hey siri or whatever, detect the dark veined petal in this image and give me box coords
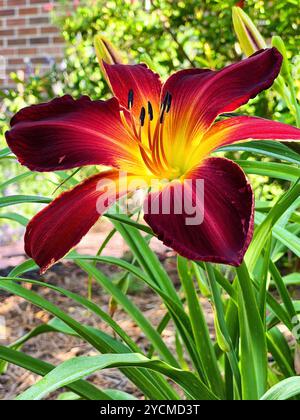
[103,62,162,121]
[6,95,140,172]
[161,48,282,148]
[144,157,254,266]
[25,170,132,273]
[200,115,300,153]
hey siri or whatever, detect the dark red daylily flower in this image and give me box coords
[6,48,300,273]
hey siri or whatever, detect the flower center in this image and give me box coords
[121,89,186,181]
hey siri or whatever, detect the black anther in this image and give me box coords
[147,101,153,121]
[128,89,134,109]
[139,106,146,126]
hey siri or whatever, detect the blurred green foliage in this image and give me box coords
[52,0,300,99]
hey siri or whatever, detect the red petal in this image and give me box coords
[162,48,282,145]
[6,95,139,172]
[25,170,129,273]
[144,157,254,266]
[103,62,162,120]
[201,115,300,152]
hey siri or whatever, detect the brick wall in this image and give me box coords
[0,0,64,87]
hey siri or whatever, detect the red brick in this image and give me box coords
[29,17,49,25]
[30,36,49,44]
[0,0,65,88]
[8,38,27,46]
[0,9,15,17]
[19,7,39,15]
[6,0,27,5]
[8,58,24,65]
[41,26,59,34]
[30,0,50,3]
[37,46,62,55]
[7,18,26,26]
[17,47,37,55]
[31,57,49,64]
[0,29,15,36]
[0,48,17,56]
[18,27,37,35]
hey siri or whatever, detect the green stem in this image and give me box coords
[258,234,272,324]
[178,257,225,399]
[87,228,117,301]
[205,263,242,399]
[236,260,268,400]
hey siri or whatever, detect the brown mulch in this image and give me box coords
[0,257,214,400]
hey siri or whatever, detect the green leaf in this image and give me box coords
[0,147,11,158]
[74,257,204,387]
[0,195,51,208]
[9,259,38,277]
[269,261,297,321]
[110,216,181,305]
[258,235,272,323]
[281,273,300,286]
[105,389,138,400]
[177,257,224,398]
[0,212,29,227]
[255,212,300,257]
[267,328,295,378]
[105,213,153,235]
[57,392,81,400]
[204,262,241,398]
[16,353,218,401]
[261,377,300,400]
[75,261,180,368]
[246,181,300,272]
[236,261,268,399]
[3,277,140,354]
[0,172,34,192]
[55,253,199,384]
[0,346,112,400]
[237,160,300,181]
[218,140,300,165]
[0,279,171,400]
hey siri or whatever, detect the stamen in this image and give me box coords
[147,115,152,148]
[160,91,171,123]
[157,122,168,168]
[127,89,134,109]
[162,92,170,109]
[139,106,146,127]
[166,93,172,113]
[139,145,161,176]
[147,101,153,120]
